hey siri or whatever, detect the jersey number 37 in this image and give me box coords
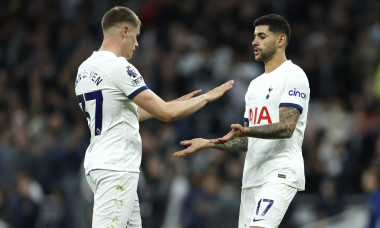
[77,90,103,136]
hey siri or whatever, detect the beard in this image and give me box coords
[255,43,276,62]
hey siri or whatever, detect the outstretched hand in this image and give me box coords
[173,138,213,157]
[211,123,244,144]
[173,89,202,102]
[205,80,234,102]
[138,89,203,122]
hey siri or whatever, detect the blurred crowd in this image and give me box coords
[0,0,379,227]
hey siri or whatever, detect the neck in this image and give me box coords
[263,51,287,73]
[99,37,122,57]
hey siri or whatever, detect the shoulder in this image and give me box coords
[285,61,309,84]
[112,58,141,78]
[78,61,87,71]
[78,53,94,69]
[287,61,307,76]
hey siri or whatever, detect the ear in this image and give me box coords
[277,34,287,47]
[121,25,129,38]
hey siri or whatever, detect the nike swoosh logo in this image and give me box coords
[253,218,265,222]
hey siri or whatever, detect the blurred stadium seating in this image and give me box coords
[0,0,379,227]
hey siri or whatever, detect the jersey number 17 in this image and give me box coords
[77,90,103,136]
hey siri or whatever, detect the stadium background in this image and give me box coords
[0,0,379,227]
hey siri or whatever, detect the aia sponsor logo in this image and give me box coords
[288,88,306,98]
[249,106,272,125]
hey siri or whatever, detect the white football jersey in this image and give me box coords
[75,51,148,174]
[242,60,309,190]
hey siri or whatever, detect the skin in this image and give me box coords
[173,24,299,228]
[99,22,234,123]
[99,23,140,60]
[137,89,203,122]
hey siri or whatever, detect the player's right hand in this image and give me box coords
[211,123,244,144]
[173,138,213,157]
[205,80,234,102]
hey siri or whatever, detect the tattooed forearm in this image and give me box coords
[245,107,301,139]
[213,136,248,152]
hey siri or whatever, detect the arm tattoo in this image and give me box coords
[244,107,300,139]
[213,122,249,152]
[213,137,248,152]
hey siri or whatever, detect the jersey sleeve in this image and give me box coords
[111,61,149,99]
[279,69,310,113]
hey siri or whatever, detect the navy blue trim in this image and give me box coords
[279,103,303,113]
[128,86,149,99]
[244,118,249,123]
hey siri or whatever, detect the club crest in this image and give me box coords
[266,86,273,99]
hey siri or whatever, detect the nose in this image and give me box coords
[135,40,139,48]
[252,38,258,46]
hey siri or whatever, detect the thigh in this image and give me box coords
[240,183,297,228]
[89,170,141,228]
[239,187,257,228]
[126,195,142,228]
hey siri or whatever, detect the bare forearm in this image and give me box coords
[243,122,292,139]
[213,137,248,152]
[165,95,209,121]
[138,98,205,122]
[159,80,233,121]
[138,108,153,122]
[136,81,233,122]
[243,107,300,139]
[136,91,209,123]
[139,90,203,122]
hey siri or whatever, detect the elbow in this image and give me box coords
[162,116,175,123]
[160,113,176,123]
[283,128,295,139]
[154,108,177,122]
[239,146,248,153]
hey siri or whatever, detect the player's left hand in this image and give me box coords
[173,89,202,102]
[211,123,244,144]
[173,138,212,157]
[205,80,234,102]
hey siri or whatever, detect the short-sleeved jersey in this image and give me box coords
[242,60,309,190]
[75,51,148,174]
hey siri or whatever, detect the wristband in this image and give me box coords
[242,127,245,136]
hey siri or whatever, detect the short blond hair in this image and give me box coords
[101,6,141,31]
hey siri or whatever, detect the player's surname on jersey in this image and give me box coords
[75,69,104,88]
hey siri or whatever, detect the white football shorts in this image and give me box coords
[239,182,297,228]
[86,169,141,228]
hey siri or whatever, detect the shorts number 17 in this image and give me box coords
[256,199,274,216]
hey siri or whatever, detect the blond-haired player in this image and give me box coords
[75,6,233,228]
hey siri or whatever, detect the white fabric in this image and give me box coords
[86,170,141,228]
[75,51,148,174]
[243,60,310,190]
[239,183,297,228]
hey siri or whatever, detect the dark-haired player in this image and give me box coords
[174,14,310,228]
